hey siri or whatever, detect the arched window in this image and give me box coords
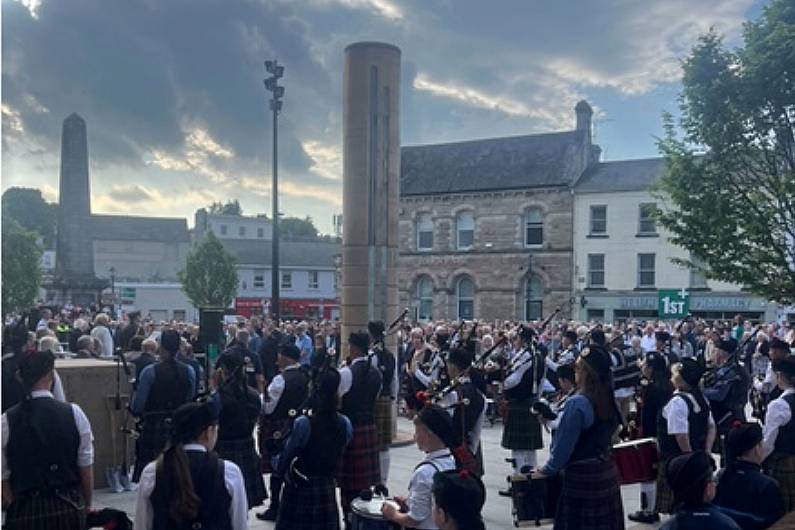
[524,208,543,246]
[456,211,474,250]
[417,276,433,321]
[525,276,544,320]
[457,276,475,320]
[417,213,434,251]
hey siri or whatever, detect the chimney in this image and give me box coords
[575,100,593,145]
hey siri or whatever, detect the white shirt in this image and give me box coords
[338,356,378,396]
[263,363,301,415]
[662,392,714,436]
[406,449,456,529]
[134,444,248,530]
[754,363,776,393]
[762,388,794,459]
[641,334,656,353]
[90,326,114,358]
[1,390,94,480]
[504,349,533,390]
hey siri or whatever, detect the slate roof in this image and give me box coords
[400,130,586,195]
[575,157,667,193]
[91,214,190,243]
[220,238,340,268]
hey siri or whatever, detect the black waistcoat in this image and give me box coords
[657,392,709,459]
[376,347,396,398]
[569,396,618,463]
[269,368,309,420]
[773,393,795,455]
[341,359,382,425]
[453,381,485,446]
[296,414,349,477]
[6,397,80,495]
[218,387,262,440]
[504,351,540,401]
[144,360,193,413]
[151,450,232,530]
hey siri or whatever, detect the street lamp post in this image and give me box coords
[109,266,116,317]
[264,60,285,322]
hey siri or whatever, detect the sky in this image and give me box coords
[1,0,769,234]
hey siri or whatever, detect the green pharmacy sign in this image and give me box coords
[658,289,689,319]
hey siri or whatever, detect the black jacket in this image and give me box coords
[715,460,785,529]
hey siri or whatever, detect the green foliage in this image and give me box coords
[207,200,243,216]
[2,219,42,316]
[655,0,795,305]
[280,216,318,239]
[178,232,238,308]
[1,187,57,247]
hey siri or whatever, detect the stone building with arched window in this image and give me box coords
[398,101,600,322]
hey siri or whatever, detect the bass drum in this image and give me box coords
[350,497,401,530]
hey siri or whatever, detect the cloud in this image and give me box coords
[149,126,235,183]
[413,73,533,118]
[303,140,342,181]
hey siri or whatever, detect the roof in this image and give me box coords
[219,238,340,268]
[400,130,586,195]
[91,214,190,243]
[575,157,667,193]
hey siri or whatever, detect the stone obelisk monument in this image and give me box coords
[341,42,401,353]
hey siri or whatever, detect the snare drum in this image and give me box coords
[612,437,658,484]
[510,473,558,526]
[350,497,401,530]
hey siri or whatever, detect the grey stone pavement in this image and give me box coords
[95,417,662,529]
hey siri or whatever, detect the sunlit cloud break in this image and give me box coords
[303,140,342,181]
[413,73,532,118]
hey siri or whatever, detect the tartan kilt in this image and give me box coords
[655,457,676,514]
[374,397,394,451]
[554,456,625,530]
[215,436,267,508]
[4,490,85,530]
[501,399,543,451]
[259,416,289,475]
[133,412,173,481]
[766,453,795,512]
[336,422,381,491]
[275,476,340,530]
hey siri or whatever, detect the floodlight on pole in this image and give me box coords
[264,59,285,322]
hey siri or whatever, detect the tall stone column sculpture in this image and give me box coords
[341,42,401,356]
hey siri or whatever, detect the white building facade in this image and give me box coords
[572,158,778,322]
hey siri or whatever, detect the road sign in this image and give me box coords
[658,289,689,318]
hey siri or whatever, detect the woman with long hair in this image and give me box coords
[432,469,487,530]
[273,367,352,530]
[533,330,625,530]
[134,401,248,530]
[214,352,268,509]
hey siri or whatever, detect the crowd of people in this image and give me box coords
[2,303,794,529]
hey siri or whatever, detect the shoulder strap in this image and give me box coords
[673,391,700,414]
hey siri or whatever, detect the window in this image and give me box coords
[281,272,292,289]
[257,227,264,238]
[638,203,657,234]
[308,271,319,289]
[173,310,186,321]
[456,211,474,250]
[689,255,708,288]
[456,277,474,320]
[220,224,228,236]
[525,276,544,320]
[417,276,433,321]
[525,208,543,246]
[417,214,433,251]
[587,309,605,322]
[590,205,607,235]
[239,226,246,237]
[638,253,656,288]
[253,269,265,289]
[587,254,605,287]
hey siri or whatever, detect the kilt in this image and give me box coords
[374,397,394,451]
[554,456,625,530]
[336,422,381,491]
[766,453,795,512]
[275,476,340,530]
[501,399,543,451]
[216,436,267,507]
[4,490,85,530]
[259,416,290,475]
[133,412,172,481]
[655,457,676,514]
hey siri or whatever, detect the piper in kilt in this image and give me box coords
[337,331,383,523]
[257,343,309,522]
[2,350,94,530]
[533,331,625,530]
[655,358,715,516]
[501,326,544,473]
[369,320,398,484]
[215,351,268,509]
[762,356,795,512]
[274,367,352,530]
[130,329,196,481]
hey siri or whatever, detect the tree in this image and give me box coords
[1,187,57,247]
[207,199,243,216]
[655,1,795,305]
[280,216,319,239]
[2,219,42,316]
[178,232,238,308]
